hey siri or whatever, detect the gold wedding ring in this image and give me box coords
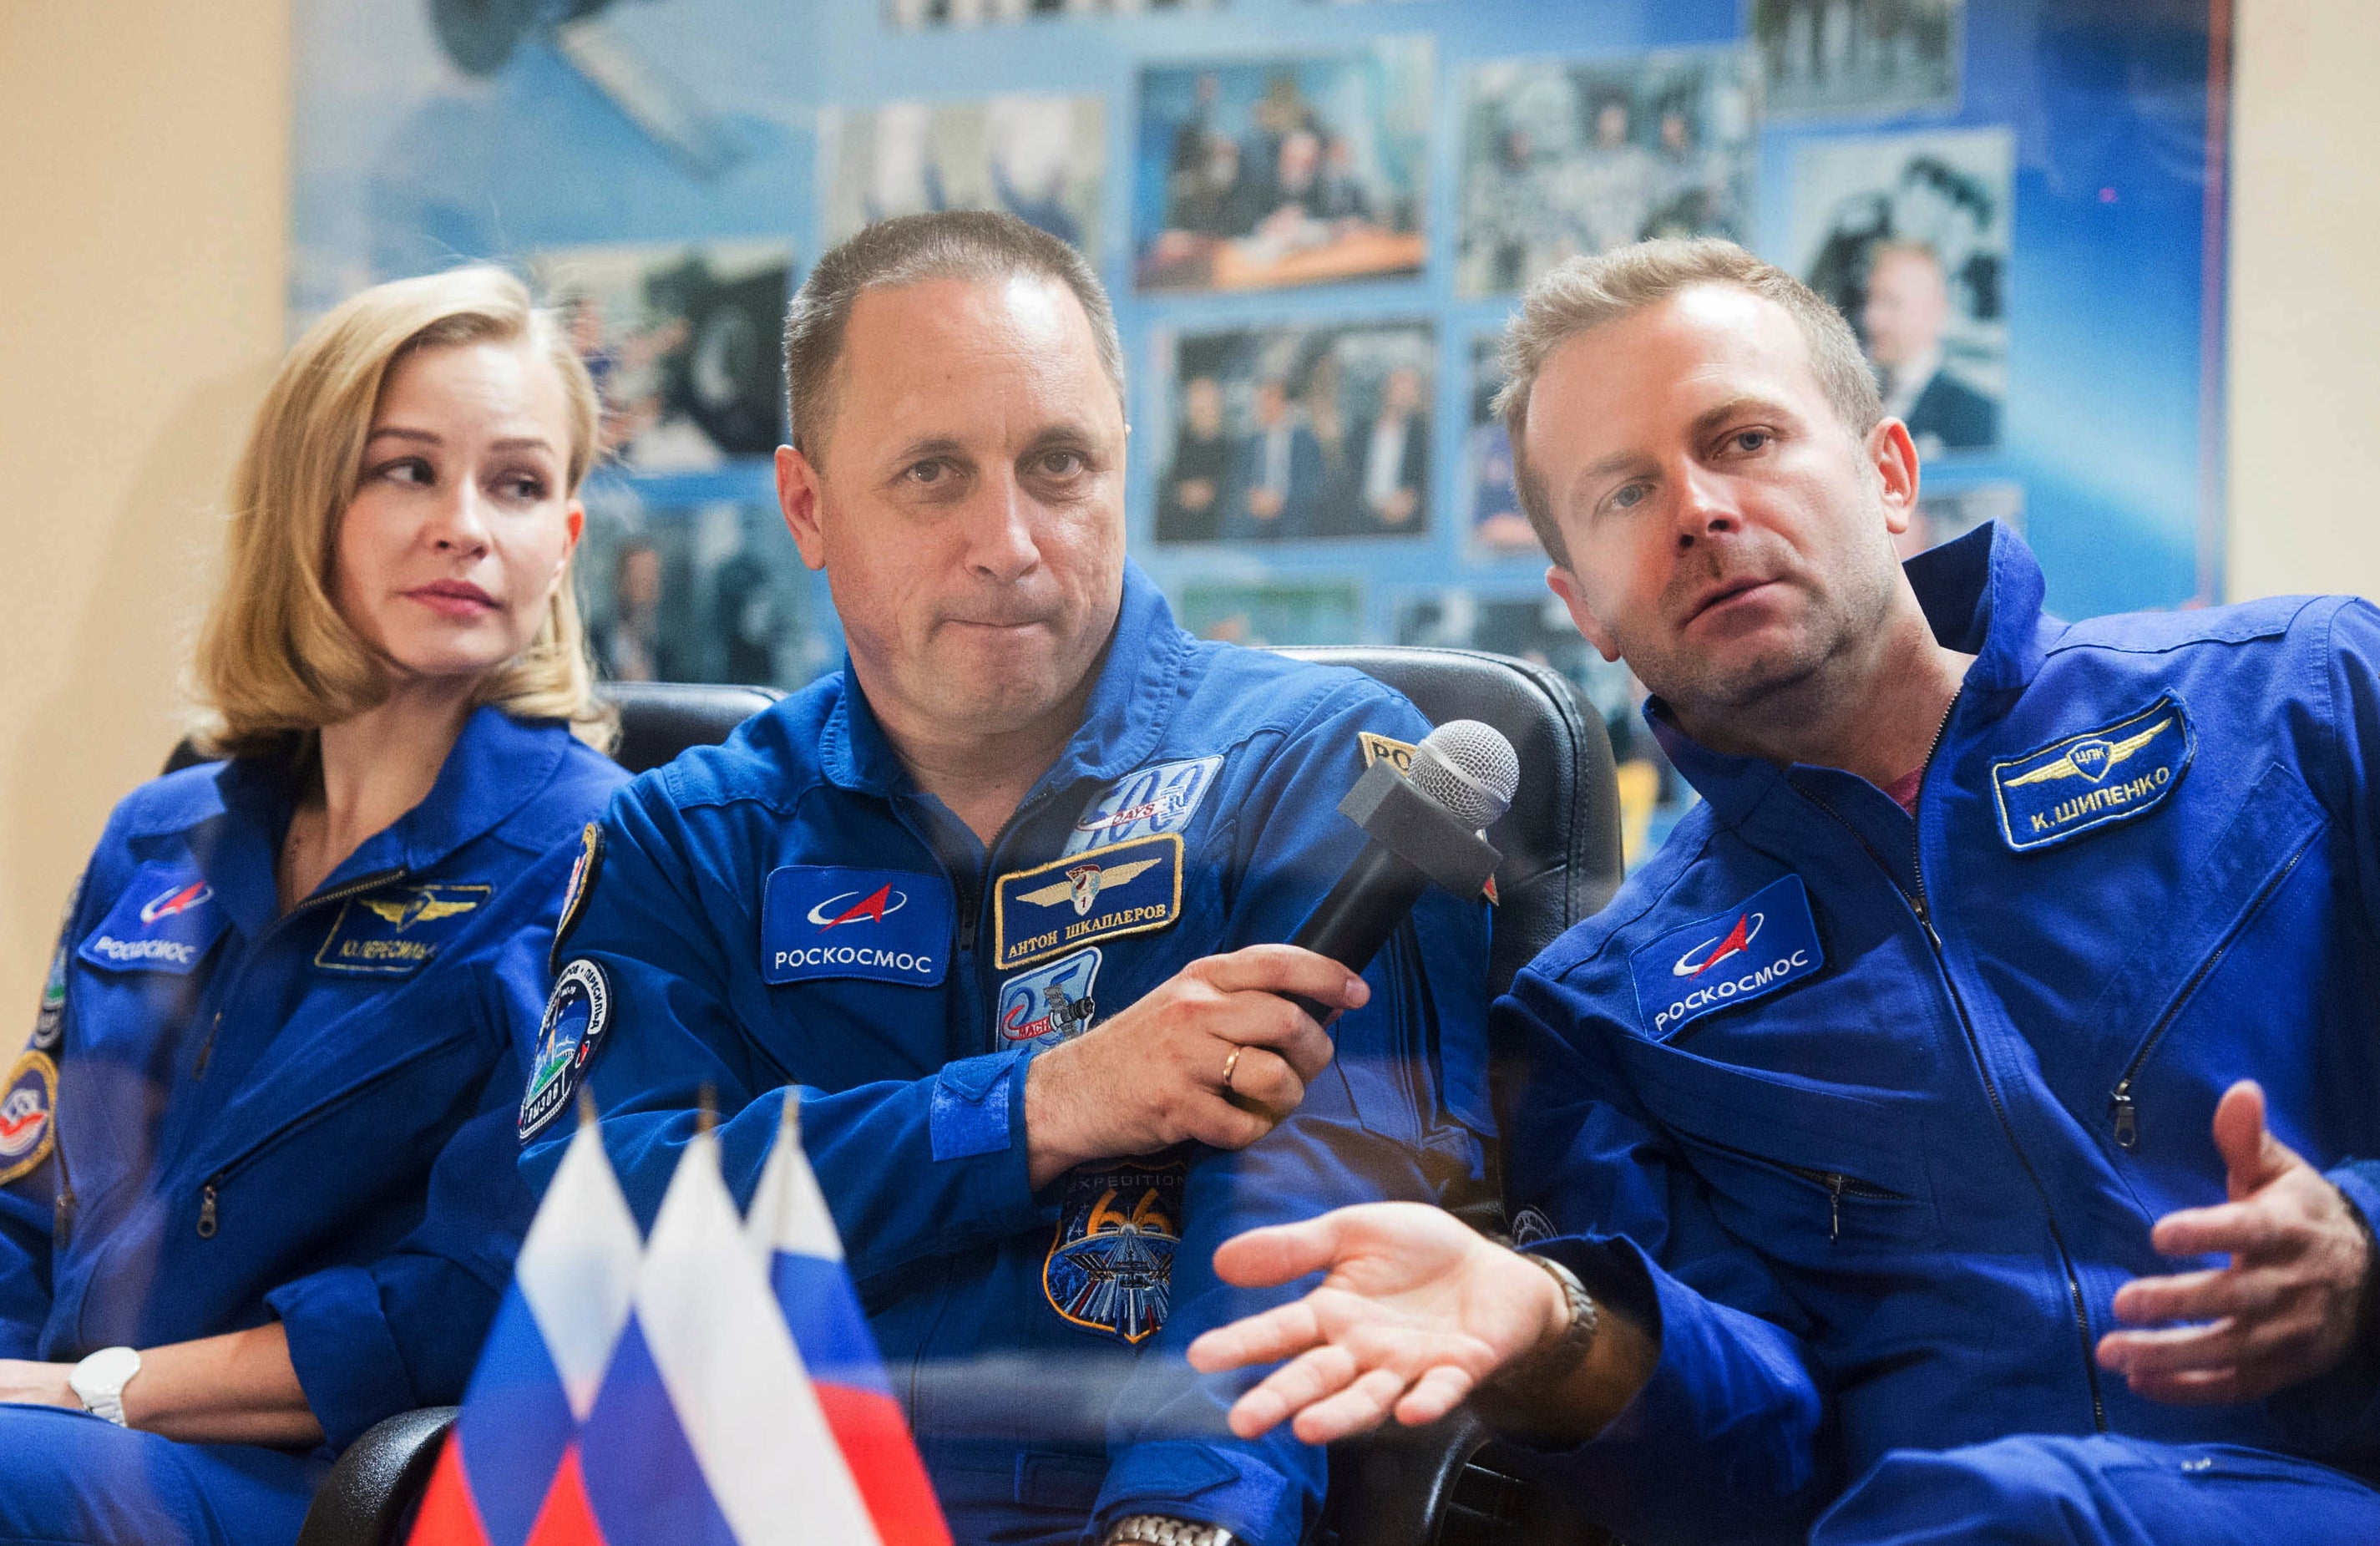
[1221,1046,1243,1094]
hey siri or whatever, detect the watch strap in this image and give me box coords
[69,1346,140,1427]
[1492,1250,1599,1396]
[1104,1514,1236,1546]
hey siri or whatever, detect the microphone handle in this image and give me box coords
[1279,839,1431,1027]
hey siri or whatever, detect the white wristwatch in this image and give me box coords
[68,1346,141,1427]
[1105,1517,1235,1546]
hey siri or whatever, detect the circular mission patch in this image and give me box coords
[519,959,610,1143]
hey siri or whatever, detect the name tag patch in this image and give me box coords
[520,959,610,1143]
[78,863,226,976]
[995,834,1182,971]
[1631,874,1825,1039]
[1992,697,2194,853]
[315,883,492,975]
[762,866,951,986]
[1043,1158,1185,1345]
[1061,755,1223,856]
[999,947,1102,1045]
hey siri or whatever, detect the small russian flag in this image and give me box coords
[576,1115,884,1544]
[406,1111,642,1546]
[747,1097,951,1546]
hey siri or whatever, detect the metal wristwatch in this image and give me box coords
[68,1345,142,1427]
[1492,1251,1599,1396]
[1105,1515,1237,1546]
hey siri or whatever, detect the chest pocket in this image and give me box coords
[1617,1036,1944,1257]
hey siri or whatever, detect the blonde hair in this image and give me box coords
[190,266,615,757]
[1493,238,1883,569]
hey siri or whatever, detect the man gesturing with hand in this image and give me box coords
[519,213,1492,1546]
[2100,1081,2376,1407]
[1193,236,2380,1546]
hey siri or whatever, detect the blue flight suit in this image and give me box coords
[1498,524,2380,1546]
[0,707,624,1546]
[523,564,1491,1546]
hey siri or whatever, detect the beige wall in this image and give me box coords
[2228,0,2380,601]
[0,4,291,1033]
[0,1,2372,1020]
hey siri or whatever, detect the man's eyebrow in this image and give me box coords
[1689,396,1790,439]
[1020,423,1101,454]
[885,434,970,466]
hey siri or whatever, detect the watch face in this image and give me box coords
[74,1346,139,1396]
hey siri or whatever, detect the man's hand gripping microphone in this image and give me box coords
[1274,719,1518,1031]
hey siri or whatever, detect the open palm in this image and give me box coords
[1187,1202,1559,1444]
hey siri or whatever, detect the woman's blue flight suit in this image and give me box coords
[0,705,625,1546]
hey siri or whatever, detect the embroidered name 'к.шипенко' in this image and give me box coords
[1991,697,2193,853]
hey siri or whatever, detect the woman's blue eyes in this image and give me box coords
[370,460,548,500]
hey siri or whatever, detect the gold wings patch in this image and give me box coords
[360,892,482,930]
[2001,717,2171,788]
[1018,855,1167,907]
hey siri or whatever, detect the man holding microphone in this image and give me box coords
[1190,238,2380,1544]
[521,211,1492,1546]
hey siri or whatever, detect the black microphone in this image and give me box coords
[1277,719,1519,1028]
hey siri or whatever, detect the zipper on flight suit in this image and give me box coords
[189,868,405,1078]
[1807,688,2109,1432]
[51,1118,77,1247]
[877,781,1064,1431]
[181,867,407,1236]
[2106,829,2317,1149]
[1694,1133,1911,1243]
[1805,1168,1904,1242]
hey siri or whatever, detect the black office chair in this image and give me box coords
[1275,645,1622,996]
[295,656,1623,1546]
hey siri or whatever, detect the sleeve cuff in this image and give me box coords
[1091,1442,1294,1546]
[929,1049,1025,1161]
[1495,1234,1833,1545]
[2266,1162,2380,1459]
[266,1265,418,1452]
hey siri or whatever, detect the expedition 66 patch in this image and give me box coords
[1991,696,2193,854]
[995,834,1182,970]
[1630,874,1825,1040]
[1043,1158,1184,1345]
[762,866,952,987]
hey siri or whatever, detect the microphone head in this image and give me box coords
[1409,720,1519,829]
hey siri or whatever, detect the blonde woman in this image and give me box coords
[0,267,626,1546]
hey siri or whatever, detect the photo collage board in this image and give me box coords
[292,0,2231,864]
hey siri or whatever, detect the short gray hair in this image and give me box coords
[1492,238,1882,568]
[782,210,1124,462]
